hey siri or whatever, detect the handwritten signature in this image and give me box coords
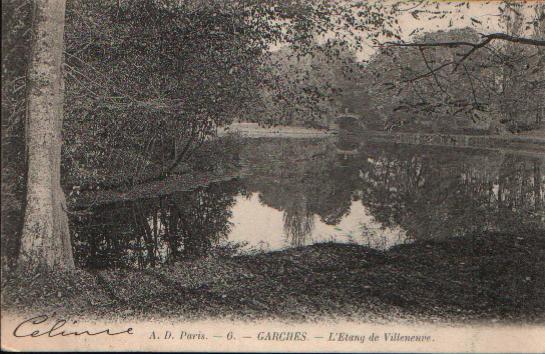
[13,314,134,338]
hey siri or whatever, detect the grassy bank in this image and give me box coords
[2,230,544,324]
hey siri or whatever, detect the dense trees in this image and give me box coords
[365,3,545,133]
[247,3,545,133]
[2,0,398,271]
[63,0,265,182]
[245,41,366,128]
[366,28,493,132]
[2,0,544,271]
[495,3,545,132]
[1,1,31,268]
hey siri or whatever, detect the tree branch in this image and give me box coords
[388,32,545,82]
[451,36,492,72]
[401,60,455,83]
[418,47,450,96]
[384,33,545,49]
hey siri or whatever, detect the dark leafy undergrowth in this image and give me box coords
[2,230,544,324]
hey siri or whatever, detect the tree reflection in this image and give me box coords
[72,180,243,269]
[242,138,543,246]
[73,138,544,269]
[355,144,544,240]
[243,138,360,245]
[283,194,315,247]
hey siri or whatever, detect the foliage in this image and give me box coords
[245,41,366,128]
[61,0,399,188]
[366,28,491,131]
[63,0,262,185]
[1,0,32,268]
[364,3,545,133]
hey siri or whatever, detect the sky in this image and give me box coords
[272,1,542,61]
[365,1,544,59]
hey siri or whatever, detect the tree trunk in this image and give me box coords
[18,0,74,271]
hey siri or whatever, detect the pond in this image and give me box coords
[71,137,545,269]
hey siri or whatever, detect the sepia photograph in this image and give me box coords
[1,0,544,352]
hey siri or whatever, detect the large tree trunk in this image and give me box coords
[18,0,74,271]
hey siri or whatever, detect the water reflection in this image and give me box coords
[357,146,544,240]
[72,181,244,269]
[283,194,315,247]
[72,137,544,269]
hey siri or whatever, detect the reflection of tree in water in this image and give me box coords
[493,155,544,232]
[282,195,315,247]
[242,138,361,245]
[243,139,543,246]
[74,140,544,269]
[310,153,361,225]
[356,144,545,241]
[72,180,243,269]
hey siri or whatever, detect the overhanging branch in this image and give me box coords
[387,32,545,82]
[384,33,545,49]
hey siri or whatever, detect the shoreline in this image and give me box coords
[2,230,543,324]
[219,123,544,153]
[217,123,334,138]
[365,131,545,156]
[71,131,543,208]
[70,170,245,208]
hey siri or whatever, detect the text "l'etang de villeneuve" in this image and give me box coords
[328,332,432,343]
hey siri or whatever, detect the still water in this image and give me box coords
[71,137,544,269]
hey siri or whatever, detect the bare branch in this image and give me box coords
[462,63,479,110]
[418,47,450,96]
[451,37,492,72]
[384,33,545,49]
[393,0,427,12]
[387,32,545,82]
[401,60,455,83]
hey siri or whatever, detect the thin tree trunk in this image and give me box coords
[18,0,74,271]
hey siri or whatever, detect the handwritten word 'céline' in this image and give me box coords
[13,315,134,338]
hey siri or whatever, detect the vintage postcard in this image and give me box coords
[1,0,544,352]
